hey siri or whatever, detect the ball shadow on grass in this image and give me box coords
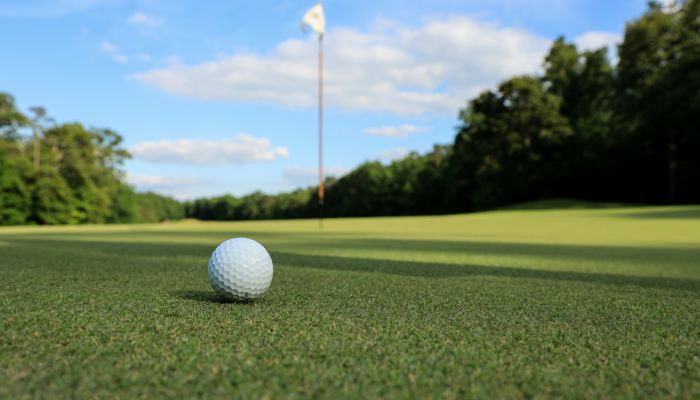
[171,289,257,305]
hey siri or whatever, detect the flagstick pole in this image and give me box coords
[318,33,324,229]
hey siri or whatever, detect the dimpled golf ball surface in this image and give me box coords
[208,238,273,301]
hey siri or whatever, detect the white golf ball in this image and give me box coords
[208,238,273,301]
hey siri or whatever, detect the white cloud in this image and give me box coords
[99,41,128,63]
[127,11,164,27]
[130,133,289,165]
[133,15,551,116]
[126,174,205,200]
[284,165,351,185]
[574,31,622,64]
[99,41,118,53]
[364,124,427,138]
[375,147,410,162]
[126,174,206,188]
[574,31,621,53]
[658,0,682,12]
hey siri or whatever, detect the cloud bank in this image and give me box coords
[133,16,555,115]
[130,133,289,165]
[364,124,427,138]
[126,174,205,187]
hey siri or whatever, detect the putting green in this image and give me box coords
[1,204,699,398]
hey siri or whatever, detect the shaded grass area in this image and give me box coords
[1,206,699,398]
[496,198,629,210]
[7,238,700,291]
[615,207,700,220]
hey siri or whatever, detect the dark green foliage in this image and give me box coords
[0,93,28,139]
[542,39,616,201]
[327,145,451,216]
[187,190,314,221]
[188,146,452,221]
[135,192,184,222]
[0,97,182,225]
[31,166,77,225]
[615,0,700,203]
[327,161,394,216]
[43,124,117,223]
[0,142,31,225]
[108,183,138,223]
[0,96,31,224]
[451,77,573,209]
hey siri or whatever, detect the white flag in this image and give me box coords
[301,3,325,36]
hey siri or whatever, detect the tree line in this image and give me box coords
[0,96,183,225]
[1,1,698,225]
[188,1,700,220]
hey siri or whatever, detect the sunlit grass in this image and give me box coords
[1,204,699,398]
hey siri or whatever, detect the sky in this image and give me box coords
[0,0,657,200]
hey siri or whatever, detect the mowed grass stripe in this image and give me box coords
[1,205,699,398]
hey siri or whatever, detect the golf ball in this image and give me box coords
[208,238,273,301]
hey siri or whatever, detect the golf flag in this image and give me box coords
[301,3,325,36]
[301,2,326,228]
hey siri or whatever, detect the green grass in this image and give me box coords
[1,205,699,398]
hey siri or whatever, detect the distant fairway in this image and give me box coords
[1,204,699,398]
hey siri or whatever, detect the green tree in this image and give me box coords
[0,94,31,225]
[615,1,698,203]
[667,0,700,202]
[135,192,184,222]
[31,166,76,225]
[0,92,187,225]
[0,93,28,139]
[542,38,616,200]
[28,106,52,171]
[451,76,573,209]
[42,123,134,223]
[327,161,393,216]
[543,37,580,118]
[413,145,451,214]
[108,183,138,223]
[0,142,31,225]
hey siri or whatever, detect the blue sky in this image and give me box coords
[0,0,653,199]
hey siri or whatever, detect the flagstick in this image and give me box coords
[318,33,324,229]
